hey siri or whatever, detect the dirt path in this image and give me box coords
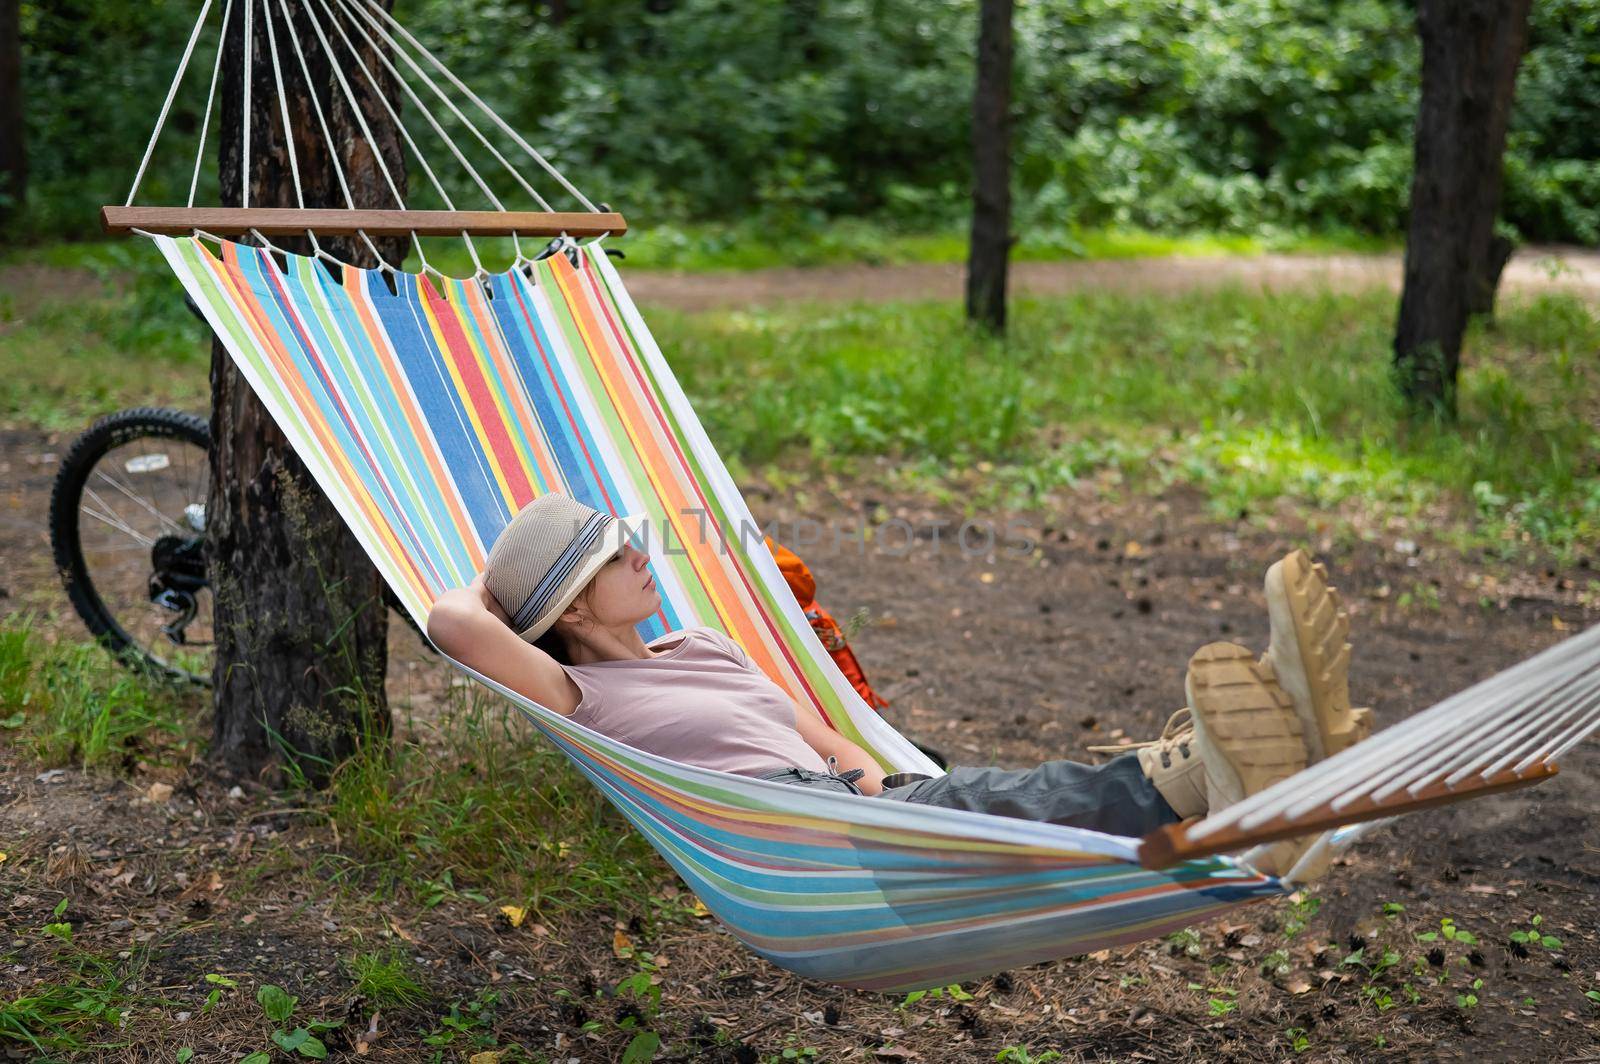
[5,244,1599,318]
[621,245,1600,311]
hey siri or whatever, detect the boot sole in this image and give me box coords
[1185,643,1308,811]
[1263,550,1373,762]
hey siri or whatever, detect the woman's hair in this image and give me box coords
[532,624,572,666]
[528,581,592,666]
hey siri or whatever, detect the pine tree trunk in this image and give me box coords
[0,0,24,225]
[965,0,1013,334]
[208,0,408,784]
[1393,0,1531,416]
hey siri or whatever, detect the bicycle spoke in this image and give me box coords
[80,490,158,546]
[92,464,189,538]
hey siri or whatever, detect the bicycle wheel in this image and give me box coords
[49,407,216,686]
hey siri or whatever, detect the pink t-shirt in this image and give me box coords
[561,626,829,777]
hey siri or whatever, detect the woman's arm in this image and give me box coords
[426,572,582,715]
[791,699,887,795]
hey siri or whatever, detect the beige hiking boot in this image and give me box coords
[1091,709,1207,819]
[1185,643,1308,809]
[1187,641,1326,881]
[1262,550,1374,762]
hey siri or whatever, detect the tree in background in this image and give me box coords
[0,0,23,225]
[966,0,1013,333]
[1393,0,1533,417]
[207,0,407,783]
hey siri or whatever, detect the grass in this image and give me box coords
[652,287,1600,560]
[318,678,669,920]
[0,240,212,430]
[0,611,198,770]
[346,948,430,1011]
[571,218,1391,273]
[0,956,146,1054]
[0,904,159,1055]
[2,237,1593,557]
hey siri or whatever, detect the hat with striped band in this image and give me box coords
[482,493,648,642]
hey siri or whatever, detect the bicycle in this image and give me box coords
[47,283,427,686]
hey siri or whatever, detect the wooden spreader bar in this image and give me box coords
[101,206,627,239]
[1137,762,1559,870]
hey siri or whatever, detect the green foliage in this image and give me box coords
[202,973,237,1013]
[11,0,1600,245]
[247,983,341,1060]
[422,989,501,1050]
[996,1046,1063,1064]
[1282,893,1322,940]
[1508,913,1564,952]
[899,983,973,1009]
[1416,917,1477,946]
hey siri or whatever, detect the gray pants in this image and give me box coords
[759,753,1179,839]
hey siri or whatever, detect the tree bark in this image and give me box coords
[0,0,24,225]
[1467,232,1516,319]
[1393,0,1531,416]
[965,0,1013,334]
[209,0,408,784]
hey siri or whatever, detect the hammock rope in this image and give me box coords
[107,0,1600,992]
[126,0,216,207]
[187,0,233,208]
[344,0,600,212]
[111,0,613,249]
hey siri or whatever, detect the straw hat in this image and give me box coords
[482,494,647,642]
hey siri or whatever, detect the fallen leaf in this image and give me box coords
[979,572,995,584]
[689,898,712,919]
[469,1053,501,1064]
[147,782,174,803]
[874,1045,918,1060]
[612,928,633,959]
[498,905,526,928]
[1123,541,1143,557]
[1285,975,1313,995]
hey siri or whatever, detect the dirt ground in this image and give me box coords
[3,414,1598,1062]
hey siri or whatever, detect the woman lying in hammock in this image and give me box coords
[427,493,1372,882]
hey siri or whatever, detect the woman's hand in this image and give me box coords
[426,577,582,714]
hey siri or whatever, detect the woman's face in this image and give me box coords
[567,542,660,628]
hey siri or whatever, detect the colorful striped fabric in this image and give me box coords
[152,233,1288,992]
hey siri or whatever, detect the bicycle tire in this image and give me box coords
[49,406,214,686]
[51,407,428,684]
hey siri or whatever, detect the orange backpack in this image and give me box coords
[764,536,890,711]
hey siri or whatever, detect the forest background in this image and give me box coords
[12,0,1600,256]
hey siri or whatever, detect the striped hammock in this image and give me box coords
[153,233,1296,992]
